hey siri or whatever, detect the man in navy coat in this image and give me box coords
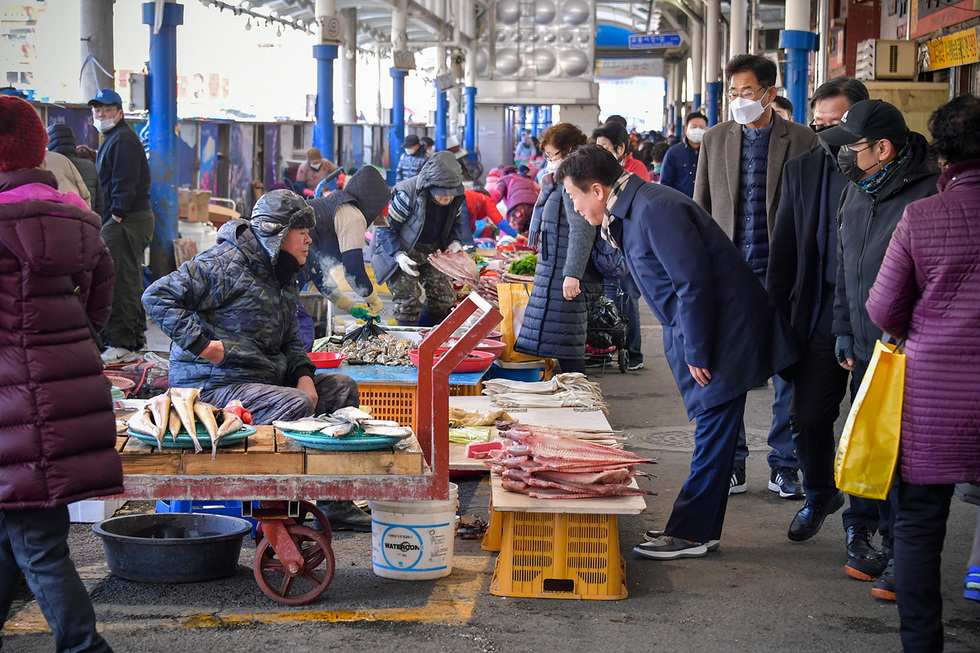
[557,145,798,559]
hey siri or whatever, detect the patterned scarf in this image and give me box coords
[601,171,633,247]
[859,139,911,195]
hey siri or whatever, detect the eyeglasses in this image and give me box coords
[840,140,879,153]
[727,85,769,101]
[808,120,840,133]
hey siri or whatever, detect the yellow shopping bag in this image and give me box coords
[834,340,905,500]
[496,282,540,363]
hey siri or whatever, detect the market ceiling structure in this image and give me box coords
[203,0,788,61]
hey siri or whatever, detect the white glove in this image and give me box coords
[446,241,463,253]
[395,252,419,277]
[327,290,354,312]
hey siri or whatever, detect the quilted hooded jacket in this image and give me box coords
[866,160,980,485]
[143,218,315,391]
[0,169,122,510]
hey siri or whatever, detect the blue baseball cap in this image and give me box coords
[88,88,123,107]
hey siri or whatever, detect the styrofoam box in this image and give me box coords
[68,499,127,523]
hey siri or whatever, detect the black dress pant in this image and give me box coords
[894,481,954,653]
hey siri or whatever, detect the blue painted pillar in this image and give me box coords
[705,81,723,127]
[542,106,552,130]
[668,105,675,135]
[675,103,683,139]
[388,68,408,186]
[779,29,819,125]
[531,106,541,137]
[141,1,182,278]
[694,93,702,113]
[435,85,448,150]
[517,106,527,133]
[464,86,477,162]
[313,44,338,177]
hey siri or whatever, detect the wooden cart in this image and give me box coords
[113,294,502,605]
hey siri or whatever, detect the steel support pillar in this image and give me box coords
[141,1,182,278]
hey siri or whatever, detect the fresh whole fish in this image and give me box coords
[273,418,332,433]
[147,393,171,442]
[320,421,354,437]
[331,406,373,424]
[129,407,164,449]
[168,407,182,442]
[169,387,201,450]
[360,419,401,428]
[361,425,413,438]
[216,409,244,439]
[194,401,220,459]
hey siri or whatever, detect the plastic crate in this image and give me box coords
[155,500,258,535]
[358,384,417,432]
[485,362,546,382]
[481,504,504,552]
[449,382,484,396]
[489,511,627,600]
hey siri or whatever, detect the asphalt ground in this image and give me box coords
[3,308,979,652]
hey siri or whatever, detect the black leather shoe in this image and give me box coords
[787,491,845,542]
[845,525,887,581]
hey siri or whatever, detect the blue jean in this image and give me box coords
[605,275,642,364]
[733,374,797,471]
[0,506,113,653]
[664,393,746,543]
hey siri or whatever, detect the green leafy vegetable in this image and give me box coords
[509,254,538,276]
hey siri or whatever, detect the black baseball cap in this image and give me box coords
[403,134,420,148]
[818,99,909,148]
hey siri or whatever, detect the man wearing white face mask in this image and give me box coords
[660,111,708,198]
[88,88,154,365]
[693,55,817,500]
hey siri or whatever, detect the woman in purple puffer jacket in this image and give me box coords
[866,94,980,653]
[0,95,120,652]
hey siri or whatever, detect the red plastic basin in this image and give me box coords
[408,347,496,374]
[308,352,346,368]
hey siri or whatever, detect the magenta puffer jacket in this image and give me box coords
[496,173,539,211]
[0,169,123,510]
[866,160,980,486]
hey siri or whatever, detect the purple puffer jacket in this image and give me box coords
[0,169,123,510]
[866,160,980,485]
[496,173,538,211]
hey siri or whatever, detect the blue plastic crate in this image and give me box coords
[484,362,545,382]
[155,500,258,535]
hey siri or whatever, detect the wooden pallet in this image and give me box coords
[117,425,424,476]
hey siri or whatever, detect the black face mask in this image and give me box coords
[836,148,872,184]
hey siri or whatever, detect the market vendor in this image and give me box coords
[143,190,371,530]
[462,188,517,245]
[371,151,466,326]
[295,147,338,196]
[304,165,391,317]
[556,145,798,560]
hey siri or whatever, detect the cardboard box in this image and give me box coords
[208,203,241,226]
[178,188,212,221]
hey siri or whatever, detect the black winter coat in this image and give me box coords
[515,182,600,360]
[0,169,122,509]
[48,123,104,217]
[832,132,940,360]
[95,118,151,223]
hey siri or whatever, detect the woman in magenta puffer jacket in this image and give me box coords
[866,94,980,653]
[0,96,120,652]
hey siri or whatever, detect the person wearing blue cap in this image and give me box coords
[88,88,154,364]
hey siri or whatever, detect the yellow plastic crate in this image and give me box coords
[358,384,416,433]
[449,382,483,396]
[481,504,504,552]
[489,511,627,600]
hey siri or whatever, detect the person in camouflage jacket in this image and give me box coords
[142,190,358,424]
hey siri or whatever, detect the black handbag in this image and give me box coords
[955,483,980,506]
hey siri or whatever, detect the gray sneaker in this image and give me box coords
[643,529,719,552]
[634,536,708,560]
[101,347,138,365]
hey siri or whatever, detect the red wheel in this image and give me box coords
[255,501,332,546]
[253,524,335,605]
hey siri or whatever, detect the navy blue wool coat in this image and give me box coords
[609,175,798,419]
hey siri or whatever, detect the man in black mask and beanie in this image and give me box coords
[817,98,940,602]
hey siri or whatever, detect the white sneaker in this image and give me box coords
[101,347,138,364]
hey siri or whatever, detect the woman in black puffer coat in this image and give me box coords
[515,124,599,373]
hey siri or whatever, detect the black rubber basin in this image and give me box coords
[93,513,251,583]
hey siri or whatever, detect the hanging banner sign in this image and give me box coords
[628,33,681,49]
[595,58,663,78]
[911,0,980,40]
[926,27,980,70]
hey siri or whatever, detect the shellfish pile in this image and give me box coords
[327,334,415,366]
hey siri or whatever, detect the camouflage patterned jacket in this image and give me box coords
[143,219,315,391]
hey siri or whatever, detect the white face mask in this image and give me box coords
[730,95,770,125]
[309,162,321,171]
[547,159,560,173]
[687,127,706,144]
[94,117,116,134]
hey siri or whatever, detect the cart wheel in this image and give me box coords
[255,501,332,546]
[618,348,629,373]
[254,524,335,605]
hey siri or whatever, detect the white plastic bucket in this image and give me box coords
[369,483,458,580]
[178,221,219,253]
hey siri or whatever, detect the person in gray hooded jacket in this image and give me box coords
[371,151,466,325]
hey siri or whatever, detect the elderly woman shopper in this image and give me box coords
[515,123,599,374]
[865,94,980,652]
